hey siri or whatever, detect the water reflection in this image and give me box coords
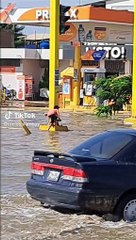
[42,132,62,152]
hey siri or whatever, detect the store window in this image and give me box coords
[84,73,96,83]
[105,60,125,75]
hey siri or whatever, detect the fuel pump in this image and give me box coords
[82,68,105,106]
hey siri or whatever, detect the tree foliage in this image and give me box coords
[95,75,132,116]
[39,67,49,89]
[0,24,25,47]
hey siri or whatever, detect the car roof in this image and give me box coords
[108,128,136,137]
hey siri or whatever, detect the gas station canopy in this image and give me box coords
[0,3,133,26]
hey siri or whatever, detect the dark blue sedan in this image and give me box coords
[26,129,136,222]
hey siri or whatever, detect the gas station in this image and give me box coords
[0,1,135,124]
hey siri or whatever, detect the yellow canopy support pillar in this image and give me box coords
[49,0,60,109]
[71,43,81,108]
[132,1,136,118]
[124,3,136,126]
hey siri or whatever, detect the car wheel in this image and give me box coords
[115,194,136,222]
[40,202,50,208]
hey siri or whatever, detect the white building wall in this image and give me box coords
[0,48,51,60]
[106,0,134,11]
[100,60,105,69]
[125,60,132,74]
[1,48,25,59]
[23,58,71,94]
[23,59,44,93]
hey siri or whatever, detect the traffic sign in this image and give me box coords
[92,50,106,61]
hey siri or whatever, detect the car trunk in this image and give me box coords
[31,151,90,185]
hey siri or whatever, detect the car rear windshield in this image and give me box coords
[70,131,133,159]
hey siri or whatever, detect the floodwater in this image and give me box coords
[1,109,136,240]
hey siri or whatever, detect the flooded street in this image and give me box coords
[1,109,136,240]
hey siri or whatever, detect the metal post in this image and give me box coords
[49,0,59,109]
[132,1,136,118]
[74,45,81,107]
[72,44,81,107]
[124,3,136,126]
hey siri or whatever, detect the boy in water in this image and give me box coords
[45,105,61,130]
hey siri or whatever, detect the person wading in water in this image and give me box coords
[45,105,61,130]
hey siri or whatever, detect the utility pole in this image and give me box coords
[132,0,136,118]
[73,44,81,107]
[124,1,136,125]
[49,0,59,109]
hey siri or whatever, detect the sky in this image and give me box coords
[1,0,94,8]
[1,0,134,8]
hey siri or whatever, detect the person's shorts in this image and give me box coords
[48,114,57,124]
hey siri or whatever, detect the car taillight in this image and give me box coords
[31,162,88,183]
[61,168,88,183]
[31,162,44,175]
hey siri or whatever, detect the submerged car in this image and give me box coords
[26,129,136,222]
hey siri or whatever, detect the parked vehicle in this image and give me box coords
[26,129,136,222]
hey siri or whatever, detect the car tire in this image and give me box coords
[40,202,51,208]
[115,194,136,222]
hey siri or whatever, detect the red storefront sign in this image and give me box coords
[0,66,16,73]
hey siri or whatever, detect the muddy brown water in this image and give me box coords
[1,110,136,240]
